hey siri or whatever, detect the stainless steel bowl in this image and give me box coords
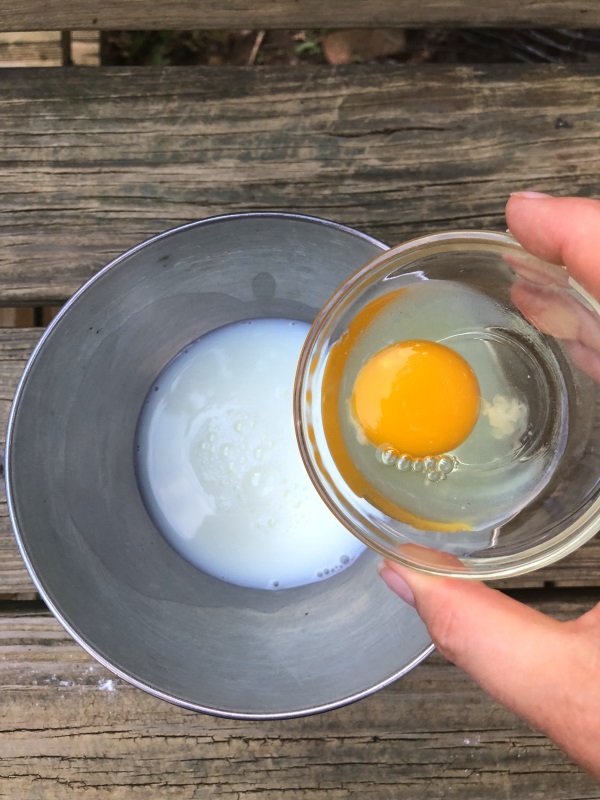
[6,213,433,719]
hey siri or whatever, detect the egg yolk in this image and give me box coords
[350,340,480,457]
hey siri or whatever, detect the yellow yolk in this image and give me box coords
[320,293,472,532]
[350,340,480,457]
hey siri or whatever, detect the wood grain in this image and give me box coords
[0,330,42,599]
[0,30,99,69]
[0,327,598,597]
[0,595,598,799]
[0,63,599,304]
[1,0,600,32]
[2,522,598,599]
[2,358,598,788]
[0,31,62,66]
[0,309,35,326]
[70,31,100,66]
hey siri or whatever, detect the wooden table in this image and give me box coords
[1,3,600,797]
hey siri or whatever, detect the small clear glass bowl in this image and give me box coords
[294,231,600,580]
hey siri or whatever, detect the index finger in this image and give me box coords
[505,193,600,301]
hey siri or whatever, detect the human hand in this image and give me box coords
[506,195,600,383]
[379,192,600,780]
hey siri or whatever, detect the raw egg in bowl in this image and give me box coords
[294,231,600,580]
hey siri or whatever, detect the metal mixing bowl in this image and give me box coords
[6,213,433,719]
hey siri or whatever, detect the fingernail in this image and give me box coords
[510,191,553,199]
[378,565,415,607]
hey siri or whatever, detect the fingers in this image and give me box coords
[376,191,600,778]
[510,279,600,352]
[506,193,600,300]
[379,560,600,779]
[567,340,600,384]
[506,192,600,383]
[380,560,557,700]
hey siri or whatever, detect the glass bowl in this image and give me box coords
[294,231,600,580]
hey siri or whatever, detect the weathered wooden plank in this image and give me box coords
[0,594,598,799]
[70,31,100,66]
[0,31,62,66]
[2,515,598,598]
[2,510,596,598]
[0,309,35,326]
[0,63,598,305]
[0,30,100,69]
[0,330,42,599]
[0,328,598,597]
[1,0,600,32]
[40,306,61,326]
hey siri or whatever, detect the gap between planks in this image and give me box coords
[0,30,99,67]
[0,308,61,328]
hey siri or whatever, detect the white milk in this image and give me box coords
[136,318,366,590]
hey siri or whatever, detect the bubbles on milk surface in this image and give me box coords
[136,318,365,590]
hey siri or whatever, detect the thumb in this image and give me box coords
[505,193,600,300]
[379,561,557,694]
[379,559,600,778]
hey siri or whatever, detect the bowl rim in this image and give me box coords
[294,229,600,581]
